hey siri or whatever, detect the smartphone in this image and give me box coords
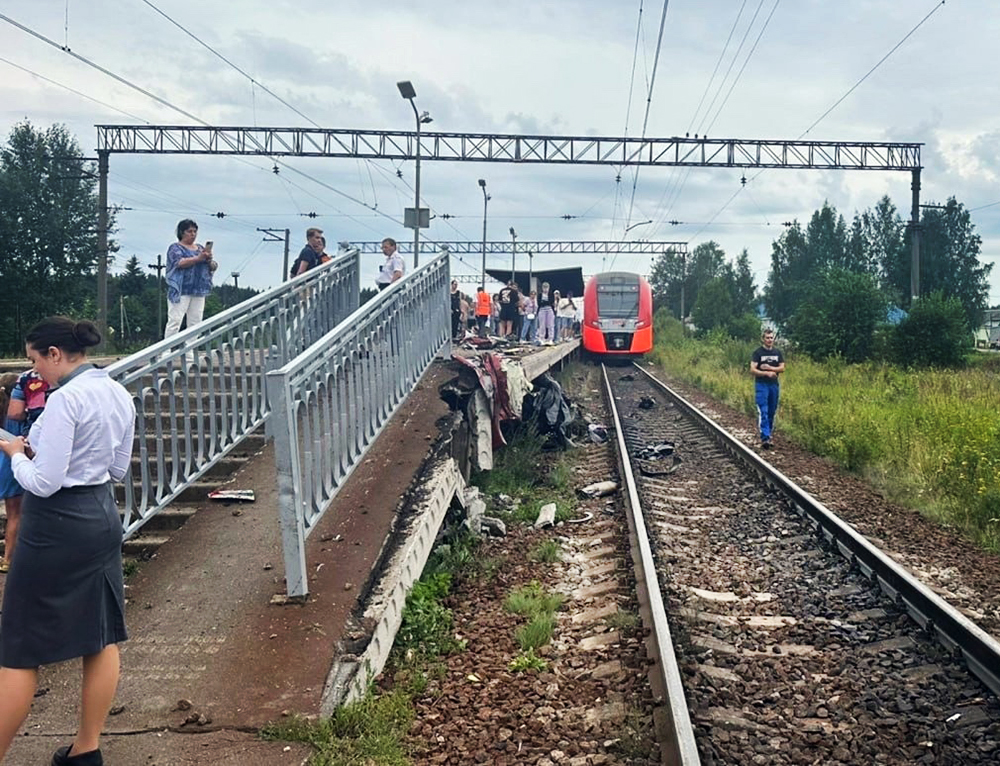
[205,241,214,250]
[0,427,17,442]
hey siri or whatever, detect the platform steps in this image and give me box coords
[0,428,266,565]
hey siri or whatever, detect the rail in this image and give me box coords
[106,248,360,538]
[633,363,1000,699]
[266,250,451,597]
[602,365,701,765]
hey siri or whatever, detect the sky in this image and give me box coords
[1,0,998,302]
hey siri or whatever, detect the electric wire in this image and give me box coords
[704,0,781,135]
[682,0,946,247]
[0,55,150,123]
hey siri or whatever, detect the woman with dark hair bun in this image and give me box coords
[0,316,136,766]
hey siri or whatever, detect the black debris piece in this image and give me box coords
[638,396,656,410]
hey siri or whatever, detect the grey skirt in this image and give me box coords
[0,483,127,669]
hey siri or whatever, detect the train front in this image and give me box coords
[582,272,653,356]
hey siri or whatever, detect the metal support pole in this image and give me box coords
[910,167,922,303]
[680,252,686,321]
[284,228,290,283]
[479,181,488,289]
[414,110,422,270]
[510,228,516,283]
[96,150,110,351]
[148,253,164,337]
[528,250,533,293]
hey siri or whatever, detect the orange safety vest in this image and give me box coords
[475,291,491,317]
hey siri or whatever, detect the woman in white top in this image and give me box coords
[557,291,578,341]
[0,317,136,766]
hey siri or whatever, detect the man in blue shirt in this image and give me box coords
[750,328,785,449]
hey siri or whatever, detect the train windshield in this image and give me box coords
[596,284,640,318]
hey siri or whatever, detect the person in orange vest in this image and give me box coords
[475,286,492,338]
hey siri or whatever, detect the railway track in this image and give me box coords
[602,363,1000,765]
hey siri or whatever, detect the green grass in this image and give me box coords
[528,540,562,563]
[504,580,565,618]
[509,648,549,673]
[604,609,640,636]
[261,691,413,766]
[515,613,557,651]
[649,318,1000,552]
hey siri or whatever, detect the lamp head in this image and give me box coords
[509,227,516,237]
[477,179,486,188]
[396,80,416,100]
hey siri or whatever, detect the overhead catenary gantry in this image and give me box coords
[92,124,925,347]
[96,125,921,171]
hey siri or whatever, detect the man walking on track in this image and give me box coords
[750,328,785,450]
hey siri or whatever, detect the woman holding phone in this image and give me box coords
[0,317,136,766]
[163,218,215,339]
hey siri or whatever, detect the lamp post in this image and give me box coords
[509,226,517,283]
[478,179,489,288]
[397,80,432,269]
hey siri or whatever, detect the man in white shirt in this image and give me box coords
[376,238,405,290]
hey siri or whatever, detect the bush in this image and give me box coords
[891,291,969,368]
[786,268,887,363]
[726,312,763,343]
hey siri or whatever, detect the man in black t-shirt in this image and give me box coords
[290,227,323,278]
[750,328,785,449]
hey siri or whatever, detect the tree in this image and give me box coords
[649,246,687,317]
[891,291,968,368]
[119,255,147,297]
[763,223,809,327]
[0,122,114,353]
[786,268,887,363]
[900,198,990,330]
[805,202,848,269]
[732,248,757,314]
[650,241,727,320]
[691,277,734,332]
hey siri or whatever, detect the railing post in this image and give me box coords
[266,368,310,597]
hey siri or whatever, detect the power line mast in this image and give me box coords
[258,227,290,281]
[147,252,165,339]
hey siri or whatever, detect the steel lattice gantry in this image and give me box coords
[350,240,687,255]
[96,125,922,170]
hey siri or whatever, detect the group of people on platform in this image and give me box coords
[161,221,407,341]
[449,279,580,345]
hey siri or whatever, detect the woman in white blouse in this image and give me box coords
[0,317,135,766]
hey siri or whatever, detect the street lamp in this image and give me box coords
[478,179,489,288]
[509,226,517,283]
[397,80,433,269]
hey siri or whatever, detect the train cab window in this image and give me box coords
[597,284,640,318]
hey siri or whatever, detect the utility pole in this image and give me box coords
[96,150,110,351]
[148,253,165,338]
[910,168,922,303]
[258,227,290,281]
[231,272,240,291]
[527,250,534,294]
[679,250,687,322]
[509,227,517,284]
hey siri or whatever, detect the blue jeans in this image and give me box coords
[755,381,779,440]
[520,317,537,341]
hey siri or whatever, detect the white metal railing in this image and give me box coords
[266,250,451,596]
[107,248,360,538]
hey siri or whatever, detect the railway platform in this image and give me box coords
[0,340,578,765]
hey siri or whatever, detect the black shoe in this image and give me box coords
[761,439,772,450]
[52,746,104,766]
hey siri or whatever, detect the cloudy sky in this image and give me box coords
[1,0,997,300]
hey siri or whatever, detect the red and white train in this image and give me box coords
[581,271,654,357]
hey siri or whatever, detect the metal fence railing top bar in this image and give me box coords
[106,248,361,538]
[267,250,451,597]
